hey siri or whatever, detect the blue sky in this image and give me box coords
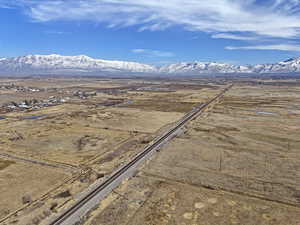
[1,0,300,65]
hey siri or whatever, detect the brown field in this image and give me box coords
[0,161,70,219]
[0,158,15,170]
[83,82,300,225]
[1,77,299,225]
[0,77,224,225]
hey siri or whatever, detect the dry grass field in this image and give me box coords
[0,77,225,225]
[84,82,300,225]
[1,77,299,225]
[0,161,70,219]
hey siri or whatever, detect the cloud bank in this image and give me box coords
[226,44,300,51]
[3,0,300,51]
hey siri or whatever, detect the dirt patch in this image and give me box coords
[0,158,15,170]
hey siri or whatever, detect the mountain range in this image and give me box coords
[1,54,300,76]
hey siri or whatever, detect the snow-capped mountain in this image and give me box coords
[1,54,300,75]
[160,58,300,74]
[251,58,300,73]
[159,62,252,74]
[0,54,156,75]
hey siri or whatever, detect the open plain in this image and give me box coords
[82,79,300,225]
[0,77,299,225]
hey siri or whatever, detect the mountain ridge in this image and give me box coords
[1,54,300,75]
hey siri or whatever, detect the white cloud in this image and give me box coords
[4,0,300,51]
[212,33,258,41]
[226,44,300,51]
[132,49,175,57]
